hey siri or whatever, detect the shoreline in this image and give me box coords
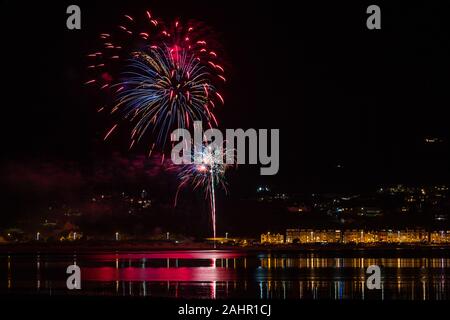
[2,242,450,254]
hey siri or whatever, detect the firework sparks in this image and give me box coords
[174,144,234,241]
[114,46,219,148]
[86,10,226,152]
[87,10,230,243]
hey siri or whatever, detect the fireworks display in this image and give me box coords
[86,9,230,241]
[175,145,234,241]
[86,10,226,152]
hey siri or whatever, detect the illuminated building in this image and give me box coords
[430,231,450,243]
[286,229,448,244]
[286,229,340,243]
[260,232,284,244]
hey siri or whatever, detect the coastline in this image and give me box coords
[2,241,450,254]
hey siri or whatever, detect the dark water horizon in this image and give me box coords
[1,249,450,300]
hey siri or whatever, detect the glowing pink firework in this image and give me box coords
[86,10,226,152]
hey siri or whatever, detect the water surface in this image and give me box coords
[1,249,449,300]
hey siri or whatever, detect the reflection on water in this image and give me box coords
[1,250,450,300]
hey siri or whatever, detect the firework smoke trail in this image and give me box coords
[86,10,226,153]
[210,164,216,245]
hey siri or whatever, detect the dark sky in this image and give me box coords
[1,0,449,199]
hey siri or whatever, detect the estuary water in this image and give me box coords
[1,249,449,300]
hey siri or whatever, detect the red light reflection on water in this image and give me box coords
[90,250,244,261]
[83,252,242,283]
[84,265,237,282]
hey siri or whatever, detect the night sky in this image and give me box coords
[1,1,449,229]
